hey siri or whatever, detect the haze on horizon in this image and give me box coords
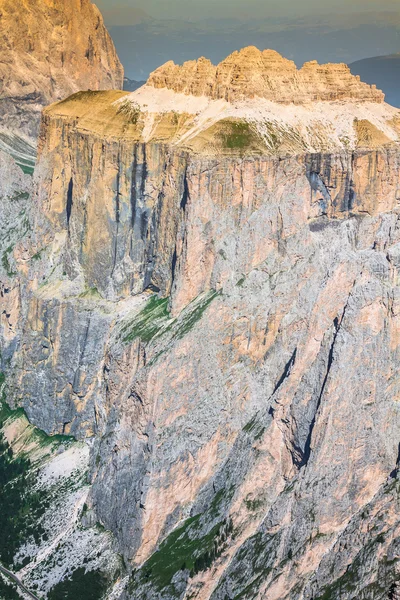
[96,0,400,108]
[96,0,399,23]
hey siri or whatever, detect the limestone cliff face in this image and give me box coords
[4,50,400,599]
[0,0,123,144]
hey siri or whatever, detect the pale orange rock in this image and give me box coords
[148,46,385,104]
[0,0,123,140]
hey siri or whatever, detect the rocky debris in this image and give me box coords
[148,46,385,104]
[0,385,121,598]
[0,0,124,143]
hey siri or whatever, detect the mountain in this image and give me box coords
[123,77,146,92]
[0,0,124,169]
[350,53,400,108]
[3,46,400,598]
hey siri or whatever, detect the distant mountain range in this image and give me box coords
[108,11,400,80]
[123,77,145,92]
[350,54,400,108]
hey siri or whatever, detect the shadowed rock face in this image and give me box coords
[3,50,400,599]
[0,0,124,143]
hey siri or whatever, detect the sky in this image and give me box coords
[96,0,400,23]
[94,0,400,99]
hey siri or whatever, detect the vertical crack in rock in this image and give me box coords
[171,168,190,289]
[112,153,121,275]
[273,348,297,395]
[144,190,163,290]
[306,154,334,214]
[297,298,351,469]
[140,144,147,198]
[66,177,73,233]
[180,168,189,211]
[130,146,138,229]
[342,152,356,212]
[390,443,400,479]
[72,315,91,394]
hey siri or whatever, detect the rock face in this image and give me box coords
[0,149,30,199]
[148,47,385,104]
[3,48,400,599]
[0,0,124,144]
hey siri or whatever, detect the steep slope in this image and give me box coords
[0,0,123,163]
[3,48,400,599]
[0,374,122,599]
[351,53,400,108]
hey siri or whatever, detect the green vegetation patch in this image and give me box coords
[130,515,233,593]
[0,428,48,566]
[315,531,396,600]
[1,245,16,278]
[219,121,261,151]
[17,163,34,176]
[121,296,170,343]
[0,574,20,600]
[121,290,220,356]
[0,375,75,566]
[31,250,44,261]
[11,191,29,201]
[172,291,220,341]
[48,568,108,600]
[117,100,141,125]
[244,498,264,512]
[79,287,101,299]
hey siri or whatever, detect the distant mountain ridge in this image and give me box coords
[350,54,400,108]
[123,77,145,92]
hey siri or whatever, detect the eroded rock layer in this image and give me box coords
[147,47,385,104]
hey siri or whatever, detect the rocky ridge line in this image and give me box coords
[147,46,385,104]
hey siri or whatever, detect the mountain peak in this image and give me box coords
[147,46,385,104]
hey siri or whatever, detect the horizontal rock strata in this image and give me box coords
[148,46,385,104]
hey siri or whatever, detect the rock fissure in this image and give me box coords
[298,293,352,470]
[66,177,73,232]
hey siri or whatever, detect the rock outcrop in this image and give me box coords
[148,47,385,104]
[2,48,400,599]
[0,0,123,144]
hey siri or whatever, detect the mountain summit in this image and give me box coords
[148,46,385,104]
[49,47,398,160]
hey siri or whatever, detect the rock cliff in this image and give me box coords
[0,0,123,156]
[2,48,400,599]
[147,47,385,104]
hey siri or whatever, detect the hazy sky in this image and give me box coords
[96,0,399,23]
